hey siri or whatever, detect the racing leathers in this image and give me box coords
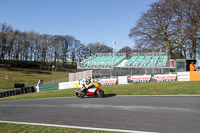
[79,78,94,94]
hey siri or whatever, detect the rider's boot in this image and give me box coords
[81,87,86,95]
[83,89,87,95]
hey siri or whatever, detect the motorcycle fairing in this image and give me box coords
[87,88,96,92]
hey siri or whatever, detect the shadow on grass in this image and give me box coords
[28,70,52,75]
[4,67,52,75]
[3,66,76,75]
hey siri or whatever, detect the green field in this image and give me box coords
[0,67,76,90]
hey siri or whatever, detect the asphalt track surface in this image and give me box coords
[0,95,200,133]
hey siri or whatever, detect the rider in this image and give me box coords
[80,76,94,94]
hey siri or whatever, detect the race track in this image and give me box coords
[0,95,200,133]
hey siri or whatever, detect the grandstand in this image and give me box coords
[80,55,125,68]
[77,52,175,78]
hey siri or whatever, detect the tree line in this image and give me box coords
[0,23,113,68]
[129,0,200,60]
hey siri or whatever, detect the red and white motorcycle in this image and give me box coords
[75,82,104,98]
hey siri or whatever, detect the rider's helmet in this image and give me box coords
[86,76,91,84]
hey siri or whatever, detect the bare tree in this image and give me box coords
[118,46,133,57]
[87,42,112,56]
[129,1,177,59]
[68,38,82,65]
[129,0,200,60]
[6,29,15,61]
[27,31,38,61]
[0,22,100,69]
[39,34,51,64]
[184,0,200,59]
[0,23,12,61]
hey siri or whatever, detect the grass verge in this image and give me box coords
[1,81,200,102]
[0,67,76,90]
[0,123,114,133]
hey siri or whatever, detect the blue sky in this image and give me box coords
[0,0,157,52]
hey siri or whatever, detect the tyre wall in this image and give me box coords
[0,86,35,98]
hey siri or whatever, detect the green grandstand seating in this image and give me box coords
[125,56,137,66]
[139,56,151,67]
[157,56,166,67]
[82,55,167,68]
[82,55,125,68]
[147,56,158,67]
[124,55,166,68]
[132,56,144,66]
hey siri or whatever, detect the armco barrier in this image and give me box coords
[177,72,190,81]
[39,83,59,92]
[128,75,151,83]
[152,74,177,82]
[118,76,128,84]
[97,78,118,85]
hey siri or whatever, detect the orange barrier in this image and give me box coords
[190,71,200,81]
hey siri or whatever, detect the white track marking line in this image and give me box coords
[0,120,158,133]
[118,95,200,97]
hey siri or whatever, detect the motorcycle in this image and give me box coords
[75,82,104,98]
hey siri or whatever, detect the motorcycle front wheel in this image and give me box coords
[97,89,104,98]
[76,92,84,98]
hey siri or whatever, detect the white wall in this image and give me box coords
[59,81,78,90]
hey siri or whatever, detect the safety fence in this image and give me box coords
[69,70,92,81]
[42,77,69,85]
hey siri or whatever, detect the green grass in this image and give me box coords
[0,88,76,102]
[1,81,200,102]
[103,81,200,95]
[0,67,76,90]
[0,123,114,133]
